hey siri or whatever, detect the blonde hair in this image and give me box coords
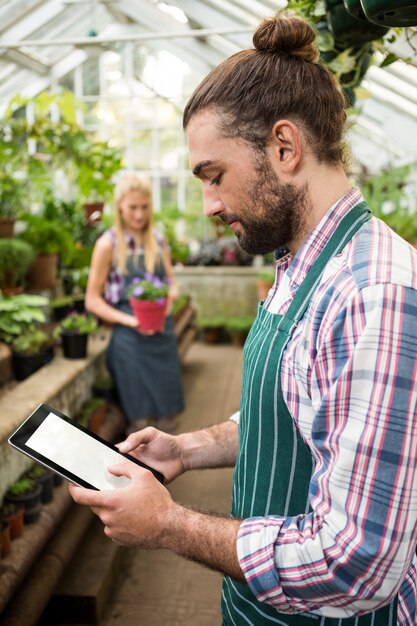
[113,172,159,275]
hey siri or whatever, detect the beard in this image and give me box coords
[221,154,310,255]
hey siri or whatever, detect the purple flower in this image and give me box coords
[133,286,144,297]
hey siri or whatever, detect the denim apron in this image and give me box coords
[222,202,398,625]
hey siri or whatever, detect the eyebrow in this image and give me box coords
[192,160,217,178]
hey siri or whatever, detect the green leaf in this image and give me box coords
[380,53,398,68]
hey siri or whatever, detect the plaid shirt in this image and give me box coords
[234,188,417,623]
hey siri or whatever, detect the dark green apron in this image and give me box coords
[222,202,397,625]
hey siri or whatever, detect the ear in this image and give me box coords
[269,120,303,175]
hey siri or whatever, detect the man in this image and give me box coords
[70,14,417,625]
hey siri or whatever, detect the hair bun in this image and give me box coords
[253,15,319,63]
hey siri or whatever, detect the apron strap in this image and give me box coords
[278,201,371,338]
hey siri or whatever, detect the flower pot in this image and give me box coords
[84,201,104,225]
[0,503,24,540]
[27,254,58,290]
[35,470,55,504]
[0,217,15,238]
[61,332,89,359]
[12,347,52,381]
[361,0,417,25]
[1,522,11,558]
[327,0,389,46]
[129,298,167,333]
[344,0,365,16]
[5,483,43,525]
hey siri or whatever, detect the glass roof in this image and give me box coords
[0,0,415,172]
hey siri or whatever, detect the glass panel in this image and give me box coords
[159,127,180,170]
[82,58,100,97]
[129,129,152,170]
[160,175,178,208]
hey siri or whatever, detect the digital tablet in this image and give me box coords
[8,403,164,490]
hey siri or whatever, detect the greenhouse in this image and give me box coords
[1,1,417,625]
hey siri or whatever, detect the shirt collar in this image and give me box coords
[275,187,364,286]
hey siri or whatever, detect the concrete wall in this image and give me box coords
[174,266,260,318]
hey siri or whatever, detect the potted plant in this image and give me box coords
[0,171,27,237]
[53,312,98,359]
[79,397,108,434]
[0,521,11,558]
[256,270,275,301]
[196,316,226,344]
[11,327,53,381]
[0,502,24,540]
[325,0,389,45]
[19,214,74,289]
[225,316,255,347]
[360,0,417,26]
[0,293,49,345]
[50,295,75,321]
[171,294,192,324]
[25,463,55,504]
[5,478,43,524]
[78,141,123,222]
[92,375,118,404]
[127,274,170,333]
[0,238,35,294]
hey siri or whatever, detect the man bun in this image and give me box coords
[253,15,319,64]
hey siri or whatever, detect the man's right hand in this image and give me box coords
[116,428,185,484]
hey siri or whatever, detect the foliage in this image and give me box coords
[7,478,37,496]
[358,163,417,242]
[0,502,20,517]
[54,312,98,337]
[26,463,50,479]
[127,274,169,302]
[285,0,400,100]
[171,294,191,317]
[225,316,255,334]
[50,295,74,308]
[256,270,276,283]
[80,397,106,422]
[196,316,226,329]
[12,328,50,355]
[0,294,48,344]
[0,238,35,288]
[19,214,74,264]
[0,171,27,218]
[1,90,123,207]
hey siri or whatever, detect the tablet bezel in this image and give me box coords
[8,402,164,489]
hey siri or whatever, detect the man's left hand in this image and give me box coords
[68,461,173,548]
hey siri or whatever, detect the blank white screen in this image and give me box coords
[26,412,131,490]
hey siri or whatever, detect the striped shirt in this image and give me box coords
[234,188,417,624]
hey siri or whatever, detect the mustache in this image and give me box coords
[219,213,240,226]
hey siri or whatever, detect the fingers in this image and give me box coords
[68,483,104,506]
[106,460,137,478]
[116,426,158,453]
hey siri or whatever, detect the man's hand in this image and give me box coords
[68,460,175,548]
[116,427,185,484]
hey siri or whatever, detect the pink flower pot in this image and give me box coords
[129,298,167,332]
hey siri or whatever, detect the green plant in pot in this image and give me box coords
[0,502,24,540]
[360,0,417,27]
[0,238,34,294]
[54,312,98,359]
[19,214,74,290]
[11,327,53,381]
[196,316,226,344]
[25,463,55,504]
[0,293,49,345]
[5,478,43,524]
[0,171,27,237]
[226,316,255,346]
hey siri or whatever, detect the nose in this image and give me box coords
[202,184,225,218]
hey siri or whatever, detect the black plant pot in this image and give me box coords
[62,332,88,359]
[5,484,43,525]
[52,304,73,322]
[36,471,55,504]
[12,348,52,381]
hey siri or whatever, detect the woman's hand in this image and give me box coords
[116,427,185,483]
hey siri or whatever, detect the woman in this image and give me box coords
[85,172,184,434]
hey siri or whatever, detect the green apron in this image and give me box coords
[222,202,398,625]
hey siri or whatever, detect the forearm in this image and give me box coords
[86,294,135,327]
[177,420,238,471]
[162,503,244,581]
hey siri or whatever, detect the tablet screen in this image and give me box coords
[26,411,131,490]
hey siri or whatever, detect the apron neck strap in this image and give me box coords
[278,201,371,337]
